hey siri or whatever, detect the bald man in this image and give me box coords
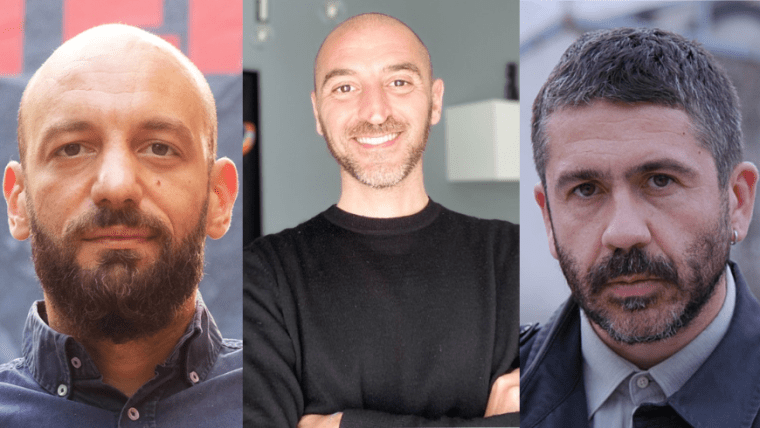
[0,24,241,427]
[244,13,519,428]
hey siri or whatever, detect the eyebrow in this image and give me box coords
[555,168,611,191]
[554,159,699,190]
[139,118,194,145]
[320,62,424,91]
[385,62,422,79]
[321,68,356,90]
[38,118,196,154]
[625,159,698,180]
[40,120,96,145]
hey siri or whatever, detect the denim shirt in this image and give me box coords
[0,299,242,427]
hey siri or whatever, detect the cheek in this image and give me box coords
[149,174,208,234]
[552,212,606,264]
[321,102,355,132]
[31,176,90,234]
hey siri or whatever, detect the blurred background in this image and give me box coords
[520,1,760,324]
[242,0,520,245]
[0,0,243,361]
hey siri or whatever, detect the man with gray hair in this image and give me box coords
[521,27,760,427]
[0,24,241,426]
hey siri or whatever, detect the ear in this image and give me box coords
[311,91,323,136]
[728,161,758,243]
[206,157,238,240]
[4,161,30,240]
[534,181,558,259]
[429,78,445,126]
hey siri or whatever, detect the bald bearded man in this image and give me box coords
[0,24,240,427]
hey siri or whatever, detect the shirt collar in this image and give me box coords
[581,264,736,419]
[581,307,640,420]
[650,265,735,397]
[21,294,225,399]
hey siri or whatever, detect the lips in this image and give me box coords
[355,132,400,146]
[82,226,155,242]
[607,276,663,298]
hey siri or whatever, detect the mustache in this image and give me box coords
[347,116,407,137]
[62,205,170,242]
[587,247,679,294]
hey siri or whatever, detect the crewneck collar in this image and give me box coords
[322,198,441,235]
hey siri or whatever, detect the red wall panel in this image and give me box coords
[0,0,24,76]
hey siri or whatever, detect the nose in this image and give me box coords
[601,189,652,251]
[358,85,391,125]
[90,144,143,208]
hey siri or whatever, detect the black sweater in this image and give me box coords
[243,201,520,427]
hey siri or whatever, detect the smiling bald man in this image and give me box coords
[0,24,241,427]
[244,13,519,428]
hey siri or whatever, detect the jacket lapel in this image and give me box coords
[521,298,589,428]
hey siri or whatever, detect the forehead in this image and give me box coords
[315,20,429,83]
[24,46,208,156]
[544,102,714,182]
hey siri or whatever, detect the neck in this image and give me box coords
[591,274,727,369]
[45,293,197,397]
[337,164,429,218]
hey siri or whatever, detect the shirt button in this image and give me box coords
[128,407,140,421]
[189,371,200,384]
[57,384,68,396]
[70,357,82,369]
[636,376,650,389]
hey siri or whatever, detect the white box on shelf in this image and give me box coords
[445,99,519,182]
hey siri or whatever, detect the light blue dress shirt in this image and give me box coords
[0,298,242,427]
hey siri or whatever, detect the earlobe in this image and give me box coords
[534,182,558,259]
[729,161,758,243]
[4,162,30,240]
[206,157,239,240]
[429,79,445,126]
[311,92,323,136]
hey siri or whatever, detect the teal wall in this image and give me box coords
[244,0,520,234]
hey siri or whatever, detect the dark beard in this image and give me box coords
[555,209,730,344]
[29,203,207,344]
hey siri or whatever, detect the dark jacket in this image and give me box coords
[520,262,760,428]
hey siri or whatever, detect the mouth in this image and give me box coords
[81,226,156,243]
[606,276,663,298]
[354,132,400,147]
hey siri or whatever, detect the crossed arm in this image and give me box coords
[299,369,520,428]
[244,243,521,428]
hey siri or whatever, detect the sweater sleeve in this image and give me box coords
[243,243,303,428]
[340,409,520,427]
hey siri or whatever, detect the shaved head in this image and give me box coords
[18,24,217,165]
[313,13,433,93]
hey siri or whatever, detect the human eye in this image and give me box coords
[141,142,178,157]
[647,174,673,189]
[388,78,415,93]
[334,84,354,94]
[54,143,91,157]
[572,182,598,198]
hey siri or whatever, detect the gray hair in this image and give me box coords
[532,27,742,189]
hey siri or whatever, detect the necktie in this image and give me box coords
[633,404,691,428]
